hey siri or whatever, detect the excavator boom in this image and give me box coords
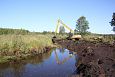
[54,19,81,40]
[55,19,74,35]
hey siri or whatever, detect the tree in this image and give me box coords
[59,26,65,34]
[43,31,47,34]
[110,13,115,32]
[113,27,115,32]
[75,16,89,34]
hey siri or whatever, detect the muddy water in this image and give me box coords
[0,48,78,77]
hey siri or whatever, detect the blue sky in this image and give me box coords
[0,0,115,34]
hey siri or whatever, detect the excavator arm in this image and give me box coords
[55,19,74,35]
[53,19,81,40]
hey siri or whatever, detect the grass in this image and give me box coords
[82,34,115,44]
[0,34,53,63]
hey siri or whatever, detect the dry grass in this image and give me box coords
[82,34,115,44]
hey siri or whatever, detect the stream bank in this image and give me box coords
[0,35,54,63]
[55,39,115,77]
[0,46,53,63]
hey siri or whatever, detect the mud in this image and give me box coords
[54,39,115,77]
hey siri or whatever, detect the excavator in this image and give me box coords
[53,19,81,40]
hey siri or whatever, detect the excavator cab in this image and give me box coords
[66,32,73,40]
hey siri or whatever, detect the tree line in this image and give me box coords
[0,28,29,35]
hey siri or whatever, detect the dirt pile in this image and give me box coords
[55,39,115,77]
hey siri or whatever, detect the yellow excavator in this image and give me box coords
[54,19,81,40]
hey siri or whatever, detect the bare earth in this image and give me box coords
[55,39,115,77]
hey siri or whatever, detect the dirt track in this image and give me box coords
[54,39,115,77]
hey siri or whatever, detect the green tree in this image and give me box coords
[113,27,115,32]
[110,13,115,32]
[75,16,89,34]
[59,26,65,34]
[43,31,47,34]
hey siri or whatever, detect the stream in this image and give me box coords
[0,48,78,77]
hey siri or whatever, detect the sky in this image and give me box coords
[0,0,115,34]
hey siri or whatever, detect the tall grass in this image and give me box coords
[0,34,53,63]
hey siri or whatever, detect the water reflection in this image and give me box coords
[0,48,78,77]
[54,48,74,64]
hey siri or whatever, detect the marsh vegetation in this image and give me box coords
[0,32,53,63]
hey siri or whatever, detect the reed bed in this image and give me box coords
[0,34,53,63]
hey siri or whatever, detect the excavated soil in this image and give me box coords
[54,39,115,77]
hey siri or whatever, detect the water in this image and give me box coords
[0,48,78,77]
